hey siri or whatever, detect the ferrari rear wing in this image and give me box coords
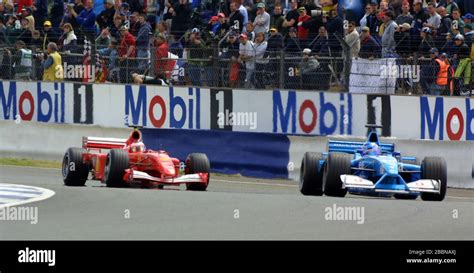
[82,130,142,150]
[328,140,395,154]
[82,136,127,150]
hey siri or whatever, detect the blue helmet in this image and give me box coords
[362,142,381,156]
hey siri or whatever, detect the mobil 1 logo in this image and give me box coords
[367,95,391,136]
[210,88,233,130]
[73,83,93,124]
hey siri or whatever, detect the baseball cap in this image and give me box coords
[43,20,52,26]
[298,7,306,12]
[269,27,277,32]
[229,31,237,37]
[209,16,218,22]
[462,13,473,20]
[122,2,130,8]
[454,34,465,40]
[191,27,200,33]
[257,3,265,8]
[302,48,311,54]
[217,13,225,18]
[361,26,370,32]
[429,48,439,54]
[440,53,448,58]
[422,27,432,33]
[239,33,248,39]
[464,24,473,30]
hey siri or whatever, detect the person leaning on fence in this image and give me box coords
[153,34,169,80]
[41,42,63,82]
[238,33,256,88]
[118,25,136,83]
[186,29,207,86]
[98,40,119,82]
[381,10,398,58]
[345,21,360,58]
[394,23,413,57]
[453,34,472,95]
[11,40,32,81]
[299,48,320,90]
[359,26,381,59]
[219,31,240,88]
[265,27,283,88]
[420,48,440,95]
[254,32,268,89]
[136,13,152,74]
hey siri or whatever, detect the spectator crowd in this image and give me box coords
[0,0,473,95]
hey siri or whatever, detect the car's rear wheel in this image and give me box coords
[299,152,323,196]
[104,149,129,188]
[323,153,351,197]
[62,147,89,186]
[420,157,447,201]
[185,153,210,191]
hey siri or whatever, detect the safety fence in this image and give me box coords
[0,45,472,95]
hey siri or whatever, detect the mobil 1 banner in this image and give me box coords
[366,95,391,137]
[73,83,93,124]
[210,88,233,130]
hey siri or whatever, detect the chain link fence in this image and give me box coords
[1,38,471,96]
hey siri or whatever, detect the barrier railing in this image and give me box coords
[1,44,472,95]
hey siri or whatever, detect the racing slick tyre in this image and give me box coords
[62,147,89,186]
[420,157,447,201]
[299,152,324,196]
[104,149,129,188]
[394,194,418,200]
[185,153,210,191]
[323,152,352,197]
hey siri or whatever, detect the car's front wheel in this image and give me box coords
[420,157,447,201]
[323,153,352,197]
[104,149,129,188]
[185,153,210,191]
[299,152,324,196]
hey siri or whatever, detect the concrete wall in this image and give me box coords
[0,120,129,161]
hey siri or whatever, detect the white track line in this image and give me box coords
[0,183,55,209]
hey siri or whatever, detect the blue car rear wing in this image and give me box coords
[328,140,395,154]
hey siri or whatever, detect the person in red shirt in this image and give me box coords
[154,34,171,79]
[118,25,136,82]
[297,7,310,47]
[16,0,33,13]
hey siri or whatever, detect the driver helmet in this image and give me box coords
[129,142,146,153]
[362,142,381,156]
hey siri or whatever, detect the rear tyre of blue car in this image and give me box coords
[185,153,210,191]
[62,147,89,186]
[420,157,447,201]
[299,152,323,196]
[323,153,351,197]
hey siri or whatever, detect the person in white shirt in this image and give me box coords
[238,33,255,88]
[425,3,442,33]
[254,32,268,88]
[345,21,360,58]
[253,3,270,35]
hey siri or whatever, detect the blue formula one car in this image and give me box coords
[299,125,447,201]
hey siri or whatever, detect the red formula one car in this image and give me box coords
[61,129,210,190]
